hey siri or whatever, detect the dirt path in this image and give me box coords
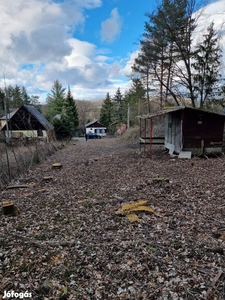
[0,138,225,299]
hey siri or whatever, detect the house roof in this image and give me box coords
[138,106,225,119]
[1,105,54,131]
[24,105,54,131]
[85,119,106,127]
[0,109,18,120]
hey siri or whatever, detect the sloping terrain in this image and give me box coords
[0,138,225,300]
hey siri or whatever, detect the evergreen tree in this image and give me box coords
[124,78,147,126]
[12,85,21,108]
[134,0,200,108]
[46,82,80,139]
[21,87,31,105]
[52,116,72,139]
[99,93,113,129]
[46,79,66,122]
[132,51,153,112]
[64,86,79,132]
[192,22,222,108]
[112,88,125,125]
[3,85,35,111]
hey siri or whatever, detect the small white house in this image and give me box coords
[85,120,107,137]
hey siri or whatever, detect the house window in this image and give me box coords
[37,130,43,137]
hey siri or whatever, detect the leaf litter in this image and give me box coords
[0,138,225,299]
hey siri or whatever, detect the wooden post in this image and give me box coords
[139,118,142,153]
[150,119,153,158]
[144,119,146,155]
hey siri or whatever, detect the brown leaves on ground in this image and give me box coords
[0,138,225,299]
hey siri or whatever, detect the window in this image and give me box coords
[37,130,43,137]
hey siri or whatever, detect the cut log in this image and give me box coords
[43,176,53,181]
[2,202,19,216]
[52,163,63,169]
[7,185,28,189]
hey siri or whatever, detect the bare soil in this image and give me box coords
[0,138,225,299]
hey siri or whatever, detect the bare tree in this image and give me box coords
[75,100,99,126]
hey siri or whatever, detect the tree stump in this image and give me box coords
[2,202,19,216]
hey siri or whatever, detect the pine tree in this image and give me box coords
[134,0,200,107]
[46,83,79,138]
[3,85,34,111]
[21,87,31,105]
[65,86,79,132]
[12,85,23,108]
[192,22,222,108]
[125,78,147,123]
[46,79,66,122]
[99,93,113,129]
[112,88,125,125]
[132,50,153,112]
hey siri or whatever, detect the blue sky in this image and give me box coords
[0,0,224,103]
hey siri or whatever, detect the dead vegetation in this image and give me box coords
[0,140,64,189]
[0,137,225,299]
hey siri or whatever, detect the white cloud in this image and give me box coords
[100,8,123,44]
[0,0,109,100]
[0,0,132,102]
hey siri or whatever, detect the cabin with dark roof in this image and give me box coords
[85,120,107,136]
[139,106,225,157]
[0,105,54,142]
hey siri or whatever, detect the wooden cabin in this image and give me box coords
[139,106,225,156]
[0,105,54,142]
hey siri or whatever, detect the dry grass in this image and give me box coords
[119,122,165,143]
[0,140,60,189]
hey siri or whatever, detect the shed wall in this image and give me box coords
[182,109,224,154]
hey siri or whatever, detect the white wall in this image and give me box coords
[86,127,107,136]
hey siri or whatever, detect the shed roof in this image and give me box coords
[1,105,54,131]
[138,106,225,119]
[0,109,18,120]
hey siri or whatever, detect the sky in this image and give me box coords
[0,0,225,103]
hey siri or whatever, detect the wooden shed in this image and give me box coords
[0,105,54,142]
[139,106,225,156]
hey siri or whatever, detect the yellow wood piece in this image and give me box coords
[77,200,87,204]
[127,213,140,223]
[52,163,62,168]
[43,176,53,180]
[121,200,148,212]
[128,206,154,213]
[2,201,13,207]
